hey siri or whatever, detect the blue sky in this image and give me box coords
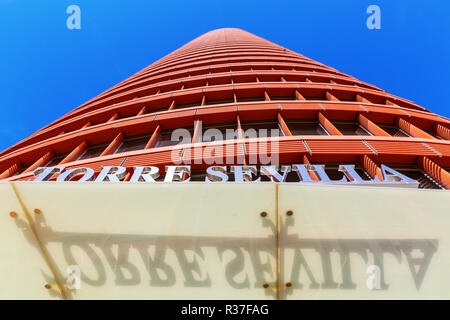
[0,0,449,151]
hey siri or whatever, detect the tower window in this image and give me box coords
[204,98,234,106]
[424,129,443,140]
[14,166,29,176]
[46,153,70,166]
[175,102,199,110]
[201,123,239,142]
[286,120,329,136]
[332,121,371,136]
[270,96,296,101]
[115,134,152,154]
[387,165,442,189]
[378,124,410,137]
[146,106,170,114]
[155,127,195,148]
[240,120,284,137]
[236,96,265,103]
[78,143,109,160]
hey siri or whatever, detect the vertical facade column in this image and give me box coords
[360,155,383,181]
[237,114,247,166]
[356,94,371,104]
[302,155,319,182]
[385,99,400,107]
[168,100,176,111]
[145,125,161,149]
[81,121,92,129]
[0,161,22,179]
[317,112,342,136]
[237,114,244,140]
[123,169,133,182]
[107,113,119,122]
[278,113,292,136]
[434,123,450,140]
[358,114,391,137]
[190,119,203,166]
[24,151,55,174]
[60,141,88,165]
[101,132,124,156]
[325,91,339,102]
[396,118,436,139]
[416,156,450,189]
[295,90,305,101]
[192,119,202,143]
[137,106,147,116]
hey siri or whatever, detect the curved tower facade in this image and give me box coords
[0,28,449,188]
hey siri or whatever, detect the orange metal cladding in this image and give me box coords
[0,28,449,188]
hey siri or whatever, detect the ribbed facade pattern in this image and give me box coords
[0,28,449,188]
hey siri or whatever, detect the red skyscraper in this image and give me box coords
[0,28,449,188]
